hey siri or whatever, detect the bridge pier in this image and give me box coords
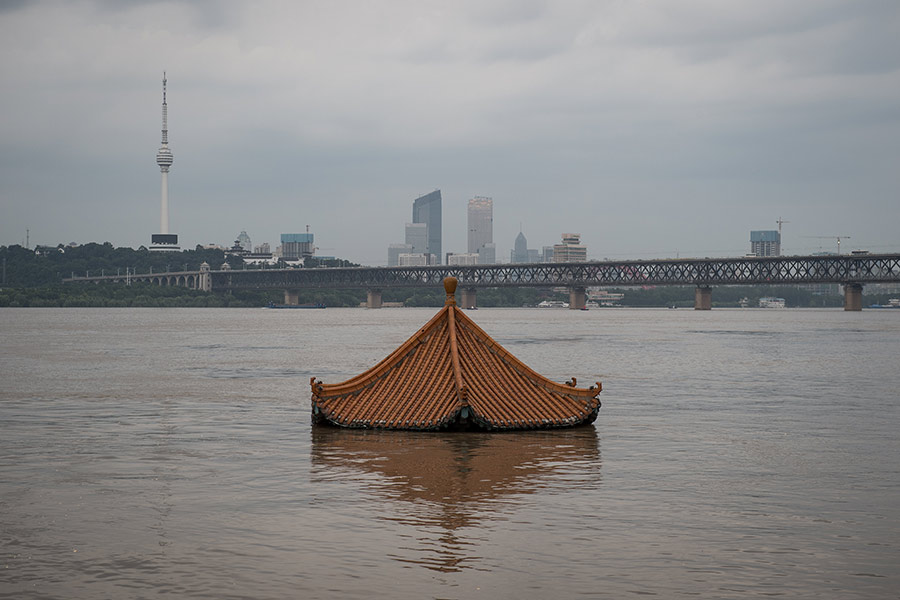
[460,288,477,309]
[366,289,383,309]
[284,290,300,306]
[695,286,712,310]
[843,283,863,311]
[569,287,587,310]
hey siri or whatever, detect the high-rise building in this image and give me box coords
[388,243,413,267]
[151,72,179,252]
[405,222,427,255]
[467,196,493,262]
[477,242,496,265]
[237,231,251,251]
[511,231,528,263]
[281,233,315,259]
[553,233,587,262]
[412,190,442,264]
[254,242,271,254]
[467,196,493,253]
[750,230,781,256]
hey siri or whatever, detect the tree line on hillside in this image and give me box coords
[0,243,238,287]
[0,242,363,289]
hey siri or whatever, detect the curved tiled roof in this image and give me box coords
[310,278,601,431]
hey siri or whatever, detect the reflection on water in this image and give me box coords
[310,427,601,573]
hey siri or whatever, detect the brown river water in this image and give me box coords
[1,306,899,599]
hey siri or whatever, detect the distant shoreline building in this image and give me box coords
[447,252,479,266]
[151,72,179,252]
[553,233,587,262]
[388,243,413,267]
[281,233,315,260]
[405,223,427,256]
[511,232,528,263]
[478,243,496,265]
[750,230,781,257]
[511,231,544,263]
[398,253,428,267]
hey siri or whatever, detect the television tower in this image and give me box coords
[151,72,179,251]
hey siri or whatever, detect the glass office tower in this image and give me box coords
[412,190,442,264]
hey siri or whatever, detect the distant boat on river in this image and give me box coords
[869,298,900,309]
[265,302,326,309]
[537,300,569,308]
[758,297,786,309]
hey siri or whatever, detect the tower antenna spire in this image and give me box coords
[161,71,168,145]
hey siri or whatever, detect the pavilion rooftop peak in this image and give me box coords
[310,278,601,431]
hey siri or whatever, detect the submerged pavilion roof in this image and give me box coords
[310,277,601,431]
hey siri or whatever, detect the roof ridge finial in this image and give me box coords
[444,278,465,405]
[444,277,458,305]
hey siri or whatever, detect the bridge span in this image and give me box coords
[64,253,900,310]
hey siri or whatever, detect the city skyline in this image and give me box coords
[1,2,899,264]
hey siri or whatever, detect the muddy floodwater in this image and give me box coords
[2,307,899,599]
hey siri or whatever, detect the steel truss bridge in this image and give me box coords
[207,253,900,290]
[65,253,900,309]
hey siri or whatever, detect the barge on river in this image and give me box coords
[310,277,601,431]
[265,301,326,309]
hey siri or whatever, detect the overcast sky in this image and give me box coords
[1,0,898,264]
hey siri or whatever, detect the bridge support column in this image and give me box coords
[198,262,212,291]
[284,290,300,306]
[460,288,477,309]
[366,289,383,309]
[569,287,587,310]
[843,283,863,311]
[695,286,712,310]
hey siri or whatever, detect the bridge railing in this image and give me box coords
[64,270,201,288]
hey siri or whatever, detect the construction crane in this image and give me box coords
[776,218,790,253]
[776,217,789,235]
[801,235,850,255]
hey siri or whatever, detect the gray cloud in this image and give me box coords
[1,0,898,261]
[0,0,27,14]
